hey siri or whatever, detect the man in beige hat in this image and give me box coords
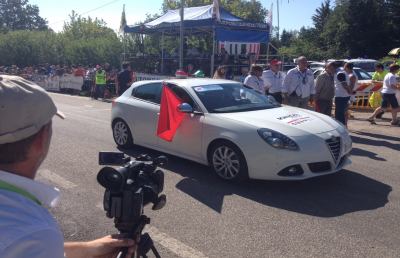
[0,75,135,258]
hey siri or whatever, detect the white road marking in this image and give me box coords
[38,169,77,189]
[144,225,208,258]
[61,111,109,125]
[95,205,207,258]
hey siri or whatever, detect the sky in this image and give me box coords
[30,0,324,33]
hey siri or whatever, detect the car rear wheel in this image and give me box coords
[112,119,133,148]
[210,141,248,181]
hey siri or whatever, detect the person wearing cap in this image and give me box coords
[367,64,400,125]
[262,59,284,103]
[282,56,315,108]
[0,75,136,258]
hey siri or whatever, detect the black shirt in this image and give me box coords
[117,70,131,90]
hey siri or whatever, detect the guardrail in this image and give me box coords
[33,74,83,92]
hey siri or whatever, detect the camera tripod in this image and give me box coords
[119,215,161,258]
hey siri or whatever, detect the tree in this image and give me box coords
[338,0,386,58]
[0,0,48,33]
[280,30,295,47]
[386,0,400,47]
[60,11,123,66]
[312,0,331,34]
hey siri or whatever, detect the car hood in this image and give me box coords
[214,106,340,136]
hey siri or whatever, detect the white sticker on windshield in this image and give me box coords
[194,85,223,92]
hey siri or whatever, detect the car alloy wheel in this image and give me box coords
[212,145,242,180]
[112,120,133,148]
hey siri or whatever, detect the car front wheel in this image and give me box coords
[210,141,248,181]
[112,119,133,148]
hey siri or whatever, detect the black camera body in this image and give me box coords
[97,152,167,257]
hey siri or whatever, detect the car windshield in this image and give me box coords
[354,69,372,80]
[192,83,279,113]
[353,62,376,73]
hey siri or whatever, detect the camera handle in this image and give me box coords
[119,215,161,258]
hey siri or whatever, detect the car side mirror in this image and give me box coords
[178,103,193,113]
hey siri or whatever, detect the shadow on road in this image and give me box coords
[353,131,400,142]
[351,135,400,151]
[120,146,392,218]
[351,147,386,161]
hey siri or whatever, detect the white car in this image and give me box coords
[111,79,352,181]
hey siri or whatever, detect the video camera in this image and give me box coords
[97,152,167,258]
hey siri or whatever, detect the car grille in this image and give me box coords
[308,161,331,173]
[337,154,348,168]
[326,137,341,163]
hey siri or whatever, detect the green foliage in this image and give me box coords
[0,31,59,66]
[278,0,398,61]
[0,0,48,33]
[312,0,331,33]
[0,9,122,67]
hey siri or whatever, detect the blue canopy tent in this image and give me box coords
[123,4,270,75]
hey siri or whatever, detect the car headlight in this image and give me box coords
[257,128,299,150]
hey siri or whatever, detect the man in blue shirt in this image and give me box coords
[0,75,136,258]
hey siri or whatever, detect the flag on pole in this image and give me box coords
[213,0,221,21]
[157,85,184,142]
[266,3,273,33]
[119,4,127,34]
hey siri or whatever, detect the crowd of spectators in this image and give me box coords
[0,63,121,97]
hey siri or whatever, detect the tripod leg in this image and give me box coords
[150,245,161,258]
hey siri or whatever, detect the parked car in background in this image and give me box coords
[347,59,377,75]
[309,62,326,71]
[282,64,296,74]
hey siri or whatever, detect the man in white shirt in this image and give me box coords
[262,59,285,103]
[282,56,315,108]
[0,75,136,258]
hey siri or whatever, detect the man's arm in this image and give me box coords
[282,70,293,103]
[2,229,64,258]
[349,74,357,91]
[64,235,136,258]
[314,75,323,101]
[309,72,316,102]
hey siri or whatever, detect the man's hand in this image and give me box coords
[309,95,314,104]
[282,93,289,105]
[64,235,136,258]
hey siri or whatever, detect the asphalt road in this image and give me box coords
[38,93,400,258]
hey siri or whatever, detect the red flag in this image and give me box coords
[157,85,184,142]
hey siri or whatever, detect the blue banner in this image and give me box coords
[216,27,269,43]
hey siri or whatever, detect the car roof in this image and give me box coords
[135,78,238,89]
[348,59,377,63]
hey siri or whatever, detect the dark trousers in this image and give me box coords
[316,99,333,116]
[95,84,105,99]
[335,97,350,125]
[268,92,283,104]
